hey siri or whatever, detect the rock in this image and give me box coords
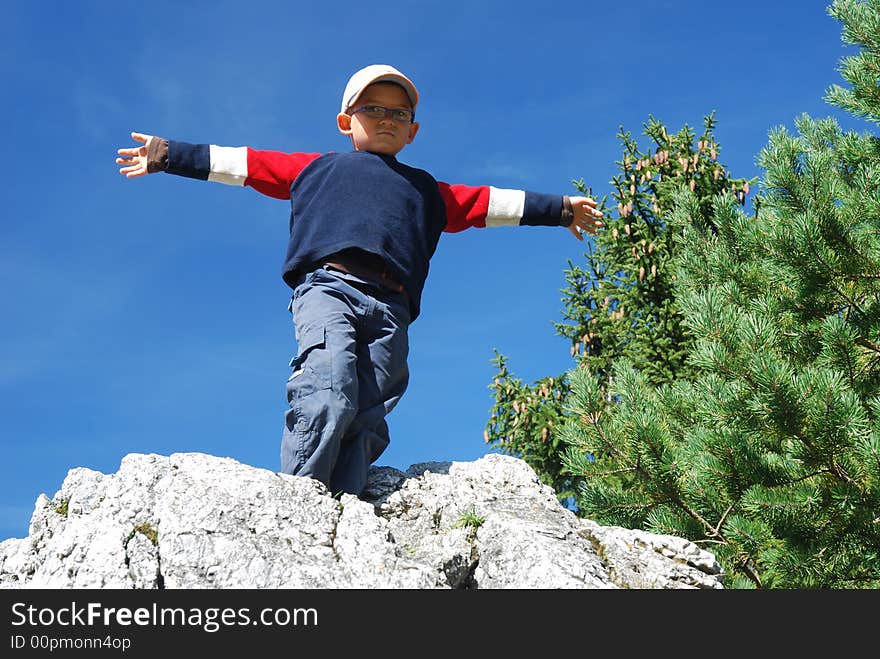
[0,452,723,589]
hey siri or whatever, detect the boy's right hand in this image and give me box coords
[116,132,155,178]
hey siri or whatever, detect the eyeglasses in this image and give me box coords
[349,104,415,123]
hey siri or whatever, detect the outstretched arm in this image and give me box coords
[115,131,323,199]
[438,183,603,240]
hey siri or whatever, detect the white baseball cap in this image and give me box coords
[340,64,419,114]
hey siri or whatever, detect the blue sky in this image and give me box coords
[0,1,867,540]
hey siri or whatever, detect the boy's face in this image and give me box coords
[337,82,419,156]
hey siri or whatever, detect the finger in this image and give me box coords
[130,132,150,144]
[573,203,602,221]
[116,157,136,164]
[125,169,147,178]
[575,211,602,226]
[577,202,603,218]
[580,218,600,233]
[568,224,584,241]
[119,164,143,175]
[117,147,141,156]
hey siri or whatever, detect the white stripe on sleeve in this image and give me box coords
[207,145,248,186]
[485,187,526,227]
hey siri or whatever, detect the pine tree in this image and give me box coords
[485,115,753,504]
[562,0,880,588]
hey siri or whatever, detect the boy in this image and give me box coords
[115,64,604,496]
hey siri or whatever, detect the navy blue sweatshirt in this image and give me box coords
[163,140,565,320]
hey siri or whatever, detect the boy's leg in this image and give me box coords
[281,270,361,488]
[329,291,410,495]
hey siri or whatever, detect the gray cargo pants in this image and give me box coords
[281,265,410,495]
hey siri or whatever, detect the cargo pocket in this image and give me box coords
[287,324,332,398]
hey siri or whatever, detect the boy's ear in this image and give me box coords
[406,121,420,144]
[337,112,353,136]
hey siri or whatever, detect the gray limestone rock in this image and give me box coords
[0,452,723,589]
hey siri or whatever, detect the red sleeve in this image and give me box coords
[437,182,491,232]
[437,181,563,230]
[244,149,323,200]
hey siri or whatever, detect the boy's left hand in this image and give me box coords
[567,196,604,241]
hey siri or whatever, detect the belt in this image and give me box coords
[322,250,405,295]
